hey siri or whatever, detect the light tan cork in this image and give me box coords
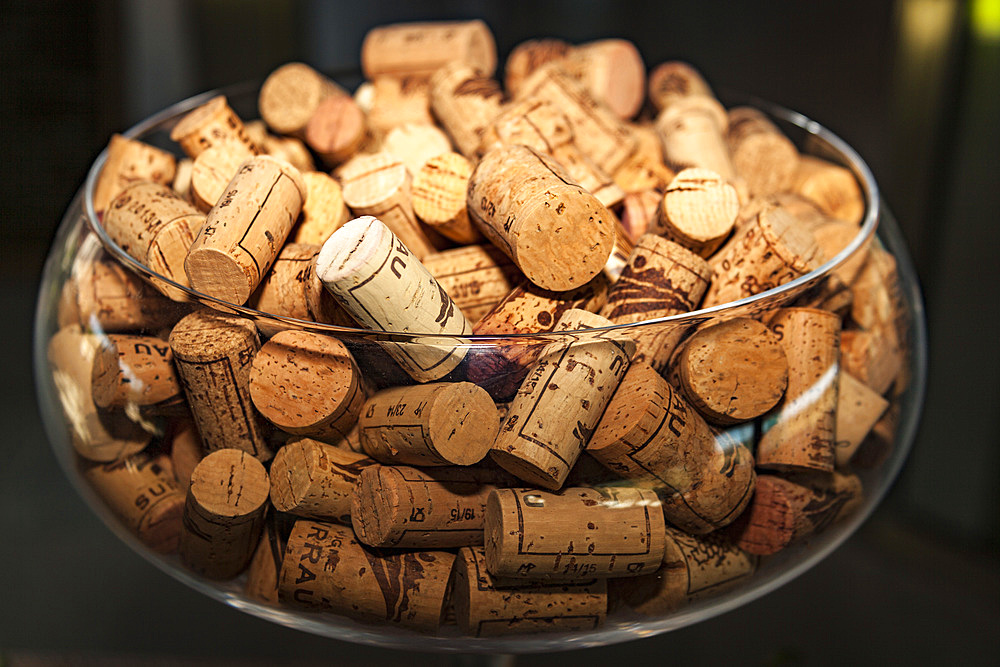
[169,95,260,159]
[484,486,666,581]
[93,134,177,213]
[91,333,184,414]
[726,106,800,197]
[358,381,499,466]
[411,152,483,244]
[245,120,316,173]
[611,123,676,194]
[380,122,453,178]
[834,371,890,467]
[303,94,366,166]
[249,330,366,442]
[245,243,352,329]
[277,520,455,631]
[361,20,497,80]
[168,309,273,461]
[244,515,288,604]
[315,216,473,382]
[290,171,350,245]
[503,38,572,97]
[167,418,203,493]
[793,155,865,225]
[646,61,715,113]
[757,307,841,473]
[358,75,435,141]
[655,94,735,180]
[421,244,522,324]
[653,168,740,257]
[185,156,306,305]
[258,62,347,138]
[453,545,607,636]
[467,144,614,292]
[179,448,269,579]
[429,62,505,158]
[840,326,903,396]
[189,142,256,211]
[618,189,663,242]
[562,39,646,120]
[268,437,375,524]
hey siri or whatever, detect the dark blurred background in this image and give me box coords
[2,0,998,664]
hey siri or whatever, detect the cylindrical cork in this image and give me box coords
[179,448,269,579]
[726,106,800,198]
[358,382,499,466]
[834,371,890,467]
[840,326,903,397]
[184,156,305,305]
[853,402,898,469]
[104,182,202,299]
[269,437,375,524]
[80,450,185,553]
[515,64,638,174]
[304,94,367,166]
[812,217,870,286]
[258,62,347,138]
[453,545,607,636]
[599,234,711,372]
[412,152,482,244]
[611,526,757,615]
[291,172,351,246]
[490,309,635,490]
[560,39,645,120]
[647,61,715,113]
[381,122,453,179]
[588,363,756,534]
[619,190,662,242]
[93,134,177,214]
[189,142,257,212]
[245,120,316,173]
[503,38,572,97]
[173,158,194,203]
[358,76,435,141]
[167,418,203,493]
[612,123,676,194]
[757,307,841,473]
[48,327,151,462]
[726,472,864,555]
[91,333,184,415]
[168,309,273,461]
[421,244,522,324]
[484,486,666,580]
[429,63,505,158]
[675,318,788,425]
[315,216,473,381]
[249,330,365,442]
[244,513,290,604]
[352,465,516,549]
[652,168,740,258]
[245,243,352,329]
[793,155,865,225]
[361,20,497,80]
[703,205,822,307]
[169,95,260,159]
[655,94,735,180]
[278,520,455,631]
[338,151,436,259]
[468,144,613,291]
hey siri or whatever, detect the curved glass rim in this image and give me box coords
[82,83,880,340]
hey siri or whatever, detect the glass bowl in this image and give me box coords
[34,80,926,653]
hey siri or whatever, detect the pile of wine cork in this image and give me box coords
[48,19,910,637]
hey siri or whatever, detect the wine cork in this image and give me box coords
[421,244,522,324]
[516,64,637,174]
[411,152,482,244]
[796,272,854,318]
[484,486,666,580]
[611,526,757,615]
[290,171,350,246]
[245,120,316,173]
[561,39,645,120]
[172,158,194,202]
[351,465,516,548]
[185,156,306,305]
[315,216,473,381]
[850,247,902,334]
[652,168,740,258]
[257,62,347,138]
[381,122,453,178]
[179,448,269,579]
[792,155,865,225]
[757,308,840,473]
[93,134,178,213]
[66,258,188,332]
[169,95,260,159]
[611,123,676,194]
[834,371,890,467]
[167,418,203,493]
[81,451,185,553]
[245,513,289,604]
[853,402,898,469]
[840,326,903,396]
[655,94,735,180]
[269,437,375,524]
[702,205,822,307]
[361,20,497,80]
[503,38,571,97]
[467,144,614,291]
[675,318,788,425]
[618,189,663,242]
[245,243,352,329]
[453,546,607,636]
[359,75,436,140]
[726,106,800,197]
[91,333,184,415]
[249,330,366,442]
[189,142,256,211]
[278,520,454,631]
[338,151,436,259]
[490,309,635,490]
[647,61,714,113]
[358,381,499,466]
[812,217,870,285]
[429,63,505,158]
[726,472,863,555]
[103,181,202,300]
[588,363,756,534]
[48,326,151,462]
[168,309,273,461]
[599,234,712,372]
[304,94,367,166]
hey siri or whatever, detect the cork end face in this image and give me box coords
[259,63,327,136]
[514,204,613,292]
[305,95,365,158]
[189,449,270,518]
[350,466,403,547]
[593,40,645,119]
[315,215,390,285]
[185,246,254,305]
[427,382,499,466]
[267,440,312,513]
[170,95,228,143]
